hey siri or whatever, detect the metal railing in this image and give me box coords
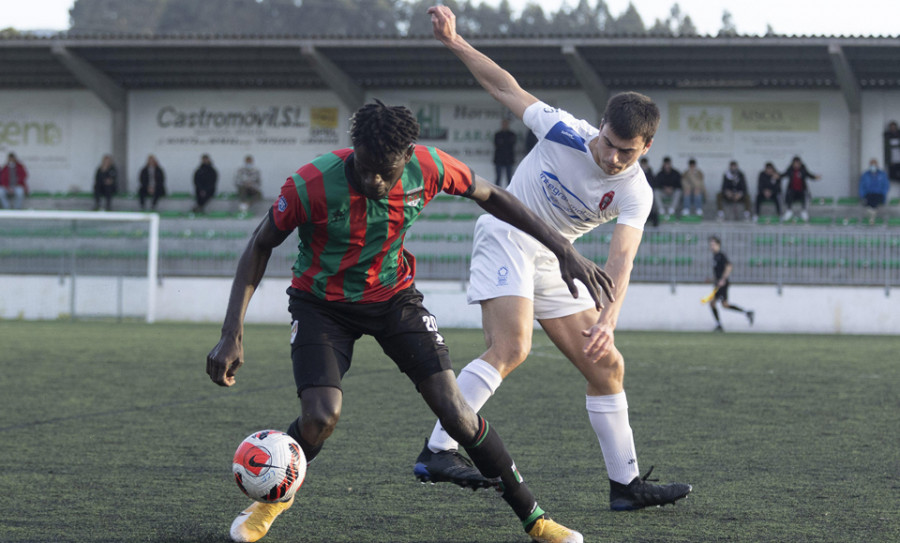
[2,218,899,292]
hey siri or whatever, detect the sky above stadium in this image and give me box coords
[2,0,896,37]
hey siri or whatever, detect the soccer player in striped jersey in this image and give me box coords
[416,5,692,513]
[206,101,615,543]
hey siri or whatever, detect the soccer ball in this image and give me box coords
[232,430,306,503]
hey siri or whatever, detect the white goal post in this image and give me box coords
[0,210,160,323]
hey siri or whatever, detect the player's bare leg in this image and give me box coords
[540,309,691,510]
[422,295,533,451]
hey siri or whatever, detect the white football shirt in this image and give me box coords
[508,101,653,242]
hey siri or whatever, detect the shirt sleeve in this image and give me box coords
[434,148,474,196]
[615,176,654,231]
[271,176,307,232]
[523,101,597,142]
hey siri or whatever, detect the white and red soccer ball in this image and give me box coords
[232,430,306,503]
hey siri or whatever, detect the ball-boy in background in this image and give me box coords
[206,101,616,543]
[708,236,755,332]
[415,4,692,514]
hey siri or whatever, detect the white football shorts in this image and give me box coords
[466,215,597,320]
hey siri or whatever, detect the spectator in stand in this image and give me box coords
[493,119,517,187]
[858,158,890,225]
[0,152,29,210]
[716,160,751,221]
[654,156,682,217]
[234,154,262,213]
[754,162,782,219]
[93,154,118,211]
[138,154,166,211]
[192,154,218,214]
[640,158,659,227]
[681,158,706,217]
[781,156,820,222]
[884,121,900,188]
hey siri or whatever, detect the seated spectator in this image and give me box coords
[654,156,682,217]
[754,162,782,219]
[93,154,118,211]
[192,154,218,214]
[681,158,706,216]
[234,155,263,213]
[138,154,166,211]
[781,156,820,222]
[0,152,29,209]
[640,157,658,227]
[717,160,751,221]
[859,158,890,224]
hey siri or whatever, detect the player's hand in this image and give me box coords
[428,5,458,44]
[206,335,244,387]
[582,322,615,363]
[557,247,615,310]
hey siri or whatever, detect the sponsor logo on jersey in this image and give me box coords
[539,170,593,220]
[599,191,615,211]
[497,266,509,286]
[277,195,287,213]
[545,121,586,152]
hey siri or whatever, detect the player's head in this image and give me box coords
[601,92,659,144]
[350,100,420,199]
[593,92,658,175]
[708,235,721,252]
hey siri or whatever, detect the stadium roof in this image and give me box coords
[1,34,899,95]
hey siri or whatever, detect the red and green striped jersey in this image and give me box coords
[271,145,474,303]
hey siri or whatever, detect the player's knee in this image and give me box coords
[486,340,530,371]
[597,349,625,378]
[300,408,340,443]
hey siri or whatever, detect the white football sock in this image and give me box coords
[586,392,640,485]
[428,358,503,452]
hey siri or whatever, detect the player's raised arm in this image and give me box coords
[429,5,538,120]
[465,175,615,309]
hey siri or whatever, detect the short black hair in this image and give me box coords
[709,235,721,245]
[350,100,420,162]
[601,92,660,144]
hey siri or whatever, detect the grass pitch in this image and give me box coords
[0,320,897,542]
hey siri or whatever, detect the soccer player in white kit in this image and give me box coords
[414,5,692,512]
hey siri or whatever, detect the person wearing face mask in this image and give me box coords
[858,158,889,224]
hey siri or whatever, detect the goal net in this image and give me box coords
[0,210,159,323]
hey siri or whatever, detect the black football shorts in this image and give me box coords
[286,285,452,395]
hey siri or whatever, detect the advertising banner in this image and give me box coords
[129,90,348,196]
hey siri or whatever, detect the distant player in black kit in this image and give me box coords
[708,236,754,332]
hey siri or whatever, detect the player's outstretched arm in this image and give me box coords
[206,214,291,387]
[466,176,615,309]
[429,5,538,120]
[581,224,642,362]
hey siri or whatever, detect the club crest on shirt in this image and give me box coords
[599,191,615,211]
[403,187,424,207]
[496,266,509,286]
[277,195,288,213]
